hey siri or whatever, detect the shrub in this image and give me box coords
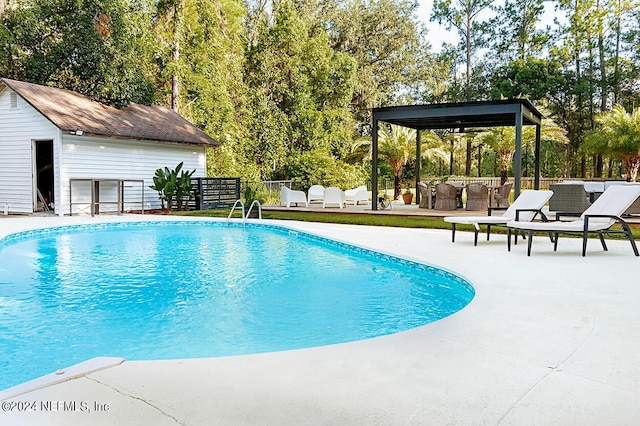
[150,162,196,212]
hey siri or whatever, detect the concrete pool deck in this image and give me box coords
[1,214,639,425]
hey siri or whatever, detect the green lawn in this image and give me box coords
[177,208,640,240]
[181,209,445,228]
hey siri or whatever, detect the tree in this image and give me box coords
[284,149,367,191]
[352,125,448,199]
[0,0,156,107]
[584,105,640,181]
[551,0,639,178]
[430,0,494,101]
[322,0,431,132]
[152,0,252,182]
[490,58,566,101]
[492,0,548,63]
[430,0,494,176]
[154,0,184,111]
[243,0,356,179]
[477,119,569,184]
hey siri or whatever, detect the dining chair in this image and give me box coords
[434,183,458,210]
[490,182,512,208]
[465,183,488,211]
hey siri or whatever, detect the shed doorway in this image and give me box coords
[33,140,54,212]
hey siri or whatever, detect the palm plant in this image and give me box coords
[352,125,448,199]
[477,119,568,185]
[149,162,196,212]
[584,105,640,182]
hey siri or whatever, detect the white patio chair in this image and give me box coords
[344,185,369,205]
[322,187,345,208]
[280,186,309,208]
[444,190,554,246]
[307,185,325,205]
[507,185,640,256]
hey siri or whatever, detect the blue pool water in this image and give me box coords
[0,221,474,390]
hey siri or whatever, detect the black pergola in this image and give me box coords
[371,99,544,210]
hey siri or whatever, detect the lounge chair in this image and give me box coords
[344,185,369,205]
[307,185,325,204]
[280,186,309,208]
[507,185,640,256]
[322,187,345,208]
[443,190,554,246]
[604,181,640,214]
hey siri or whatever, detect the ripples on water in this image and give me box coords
[0,222,474,390]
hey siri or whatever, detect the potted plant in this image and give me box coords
[402,188,413,205]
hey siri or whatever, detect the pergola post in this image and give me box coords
[371,118,379,211]
[514,111,523,197]
[415,130,421,204]
[534,124,541,189]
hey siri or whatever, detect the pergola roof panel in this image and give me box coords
[372,99,543,131]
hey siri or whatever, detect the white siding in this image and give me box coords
[60,136,206,215]
[0,88,60,213]
[0,87,207,216]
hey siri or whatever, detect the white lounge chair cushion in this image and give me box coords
[508,185,640,230]
[444,215,516,228]
[604,180,630,189]
[507,219,611,232]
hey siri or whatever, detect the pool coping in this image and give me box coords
[1,214,639,424]
[0,358,125,401]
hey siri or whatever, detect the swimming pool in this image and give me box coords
[0,221,474,390]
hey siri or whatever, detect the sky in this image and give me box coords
[417,0,564,54]
[416,0,459,53]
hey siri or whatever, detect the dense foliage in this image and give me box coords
[1,0,639,188]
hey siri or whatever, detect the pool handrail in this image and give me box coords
[244,200,262,226]
[227,200,245,227]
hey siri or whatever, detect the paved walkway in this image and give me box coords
[1,214,639,425]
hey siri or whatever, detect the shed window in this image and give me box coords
[10,92,18,109]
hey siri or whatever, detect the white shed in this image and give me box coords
[0,78,218,216]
